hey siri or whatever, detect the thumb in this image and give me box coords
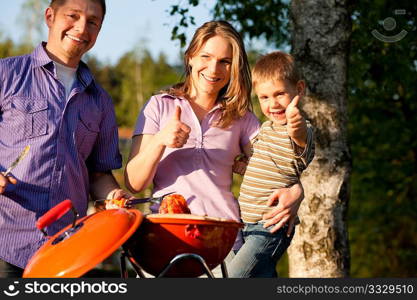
[173,106,182,121]
[266,189,282,206]
[287,95,300,110]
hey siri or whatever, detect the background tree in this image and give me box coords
[347,1,417,277]
[18,0,49,47]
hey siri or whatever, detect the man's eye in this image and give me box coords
[66,14,76,19]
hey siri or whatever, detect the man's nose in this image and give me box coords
[74,17,87,34]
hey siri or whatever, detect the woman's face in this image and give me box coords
[189,35,233,99]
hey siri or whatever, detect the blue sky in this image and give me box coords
[0,0,215,65]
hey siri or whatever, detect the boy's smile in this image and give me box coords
[255,79,303,125]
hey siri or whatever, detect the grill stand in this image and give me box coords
[120,250,228,278]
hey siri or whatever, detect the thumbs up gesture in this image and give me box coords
[157,106,191,148]
[285,95,307,148]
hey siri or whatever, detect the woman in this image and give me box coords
[125,21,303,251]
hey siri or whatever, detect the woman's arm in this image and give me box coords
[124,134,165,193]
[124,106,191,193]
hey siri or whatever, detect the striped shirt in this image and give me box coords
[0,43,122,268]
[238,120,315,223]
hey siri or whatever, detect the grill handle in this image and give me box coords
[36,199,78,236]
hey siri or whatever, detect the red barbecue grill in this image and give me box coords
[23,199,243,278]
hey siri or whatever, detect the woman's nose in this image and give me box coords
[207,60,220,74]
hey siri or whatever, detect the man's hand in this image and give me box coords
[262,183,304,236]
[156,106,191,148]
[104,188,135,210]
[285,95,307,148]
[0,173,17,194]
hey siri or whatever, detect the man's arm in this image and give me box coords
[89,171,130,200]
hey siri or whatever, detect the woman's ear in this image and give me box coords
[296,80,306,96]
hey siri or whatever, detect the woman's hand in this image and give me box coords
[0,173,17,194]
[262,182,304,236]
[156,106,191,148]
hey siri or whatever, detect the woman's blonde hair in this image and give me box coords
[168,20,252,128]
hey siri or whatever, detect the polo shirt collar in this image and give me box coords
[161,93,223,113]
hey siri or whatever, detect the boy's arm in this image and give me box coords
[292,122,315,169]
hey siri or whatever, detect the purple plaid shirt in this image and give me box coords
[0,43,122,268]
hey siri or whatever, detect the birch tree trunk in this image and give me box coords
[288,0,352,277]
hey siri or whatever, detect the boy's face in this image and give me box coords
[255,79,304,125]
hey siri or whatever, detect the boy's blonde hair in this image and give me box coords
[252,51,302,89]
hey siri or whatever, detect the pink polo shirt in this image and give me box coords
[134,94,260,247]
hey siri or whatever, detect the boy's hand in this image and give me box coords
[262,183,304,236]
[233,154,248,175]
[286,95,307,148]
[0,173,17,194]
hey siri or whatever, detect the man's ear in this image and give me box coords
[45,7,55,28]
[296,80,306,96]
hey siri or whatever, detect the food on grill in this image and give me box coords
[105,198,127,209]
[159,194,191,214]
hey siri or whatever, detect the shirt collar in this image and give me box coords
[161,93,223,113]
[31,42,94,89]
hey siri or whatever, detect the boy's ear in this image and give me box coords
[296,80,306,96]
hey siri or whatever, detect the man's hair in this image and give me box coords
[252,51,302,89]
[49,0,106,20]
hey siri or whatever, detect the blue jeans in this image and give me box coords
[227,222,295,278]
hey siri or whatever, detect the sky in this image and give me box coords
[0,0,216,65]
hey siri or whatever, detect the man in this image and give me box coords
[0,0,128,277]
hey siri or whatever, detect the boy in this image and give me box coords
[228,51,315,277]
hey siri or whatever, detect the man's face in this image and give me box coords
[45,0,103,67]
